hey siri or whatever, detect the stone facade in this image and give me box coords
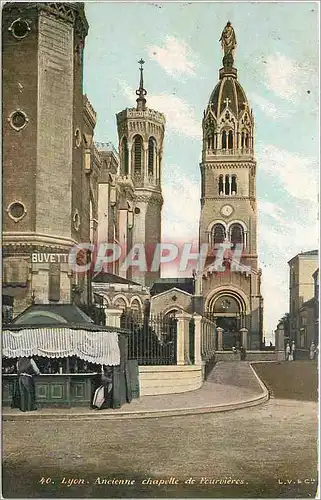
[93,281,149,313]
[288,250,318,348]
[151,288,193,316]
[2,2,91,315]
[196,37,263,348]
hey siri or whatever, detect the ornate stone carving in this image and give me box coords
[134,194,163,206]
[38,3,88,42]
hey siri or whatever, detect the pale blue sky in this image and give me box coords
[83,1,319,337]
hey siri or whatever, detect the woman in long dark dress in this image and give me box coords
[12,357,40,412]
[92,366,113,410]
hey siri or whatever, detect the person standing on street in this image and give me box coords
[12,357,41,412]
[285,341,291,361]
[309,341,316,360]
[291,340,296,360]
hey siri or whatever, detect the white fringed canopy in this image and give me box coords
[2,327,120,366]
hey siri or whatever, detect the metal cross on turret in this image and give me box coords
[136,58,147,110]
[224,97,231,108]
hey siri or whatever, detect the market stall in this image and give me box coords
[2,304,139,408]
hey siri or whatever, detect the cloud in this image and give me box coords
[257,144,318,203]
[118,80,201,139]
[162,169,200,242]
[259,201,286,223]
[149,94,201,138]
[249,93,290,120]
[259,218,318,262]
[161,170,200,278]
[147,36,197,77]
[263,53,317,103]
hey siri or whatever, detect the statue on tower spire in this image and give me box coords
[219,21,237,68]
[136,58,147,110]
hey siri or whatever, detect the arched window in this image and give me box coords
[114,297,127,311]
[133,135,143,175]
[241,131,245,148]
[222,130,227,149]
[122,137,129,175]
[225,174,230,195]
[228,130,233,150]
[148,137,156,176]
[164,309,178,318]
[212,224,226,246]
[214,295,240,314]
[219,175,224,195]
[231,175,237,195]
[230,223,244,248]
[245,134,249,148]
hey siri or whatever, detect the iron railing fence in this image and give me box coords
[189,318,195,365]
[120,311,177,365]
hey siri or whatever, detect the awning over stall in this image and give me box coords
[3,327,120,366]
[2,304,125,366]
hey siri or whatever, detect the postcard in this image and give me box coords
[2,1,319,498]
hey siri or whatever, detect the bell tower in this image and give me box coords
[116,60,165,287]
[198,22,263,349]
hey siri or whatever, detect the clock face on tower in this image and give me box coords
[221,204,234,217]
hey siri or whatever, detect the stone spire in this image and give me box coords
[136,58,147,110]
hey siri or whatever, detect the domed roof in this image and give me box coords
[209,71,248,119]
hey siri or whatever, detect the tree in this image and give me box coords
[278,313,290,339]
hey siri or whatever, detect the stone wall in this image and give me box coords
[244,351,276,361]
[215,350,276,362]
[138,365,203,396]
[36,12,74,238]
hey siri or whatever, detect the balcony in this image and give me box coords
[205,148,253,157]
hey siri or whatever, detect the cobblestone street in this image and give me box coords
[2,397,318,498]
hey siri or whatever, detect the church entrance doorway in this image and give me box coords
[215,316,240,349]
[206,293,246,349]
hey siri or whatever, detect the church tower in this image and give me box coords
[2,3,89,314]
[116,60,165,287]
[198,22,263,349]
